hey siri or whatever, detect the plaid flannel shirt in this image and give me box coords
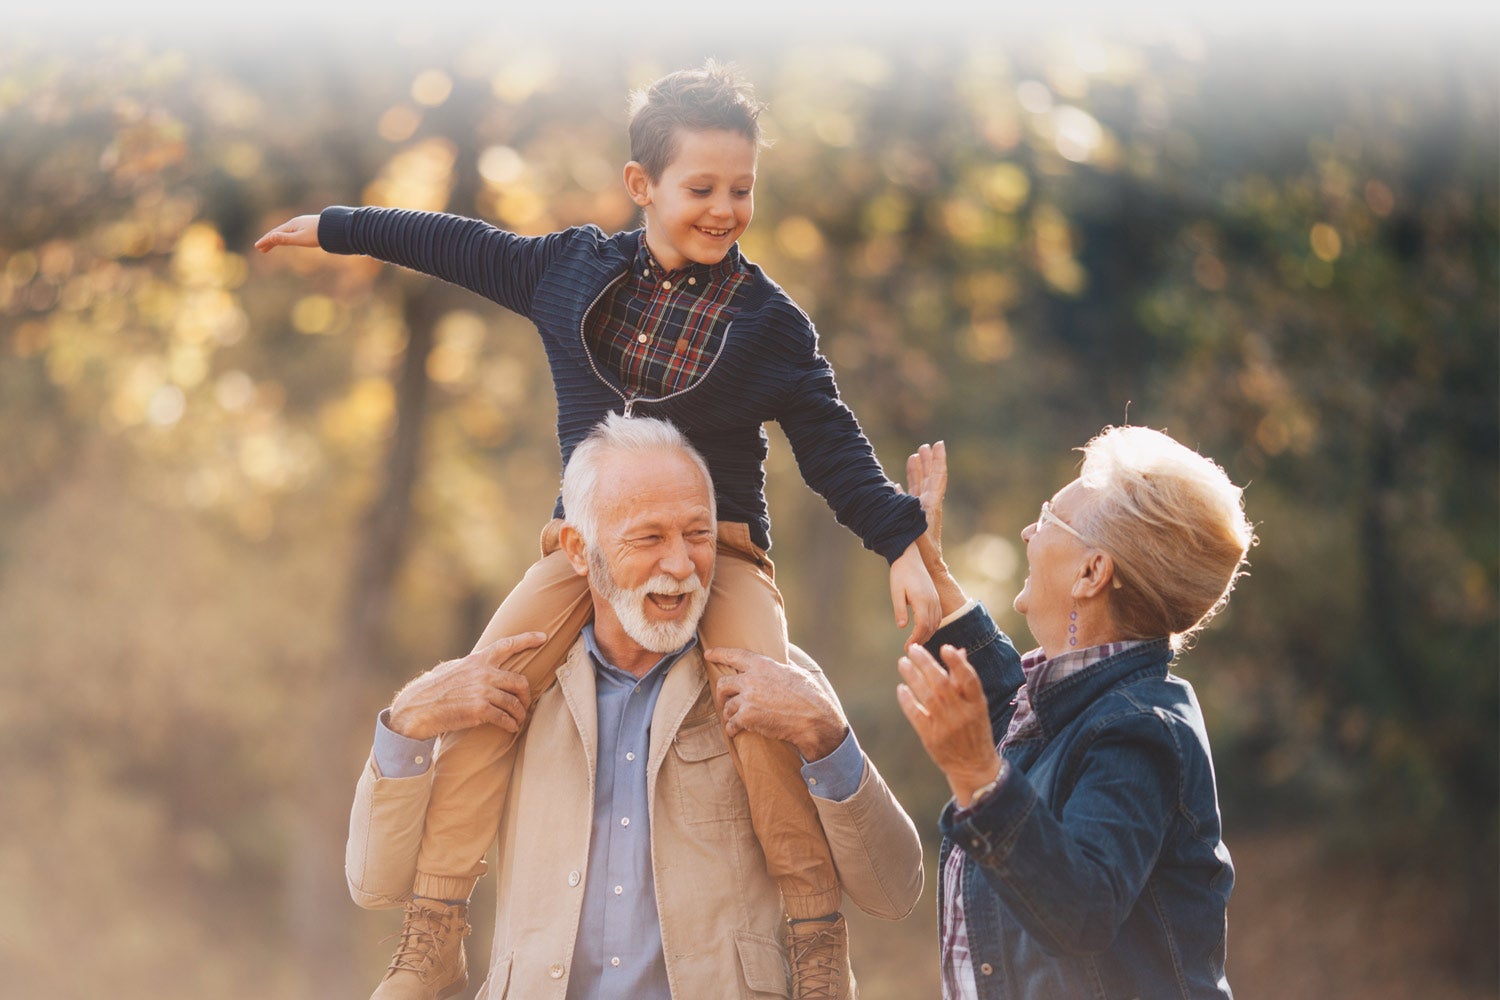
[585,238,750,399]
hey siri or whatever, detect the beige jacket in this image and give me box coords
[347,639,923,999]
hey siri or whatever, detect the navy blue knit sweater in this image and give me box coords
[319,206,925,562]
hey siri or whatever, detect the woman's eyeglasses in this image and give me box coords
[1038,500,1087,543]
[1036,500,1125,590]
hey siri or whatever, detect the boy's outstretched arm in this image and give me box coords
[254,214,321,252]
[890,541,941,644]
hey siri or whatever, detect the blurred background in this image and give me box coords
[0,3,1495,997]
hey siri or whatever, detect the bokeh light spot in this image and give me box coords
[291,295,337,335]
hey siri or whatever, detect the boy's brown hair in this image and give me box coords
[627,60,766,181]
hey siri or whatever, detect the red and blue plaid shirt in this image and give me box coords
[584,237,751,399]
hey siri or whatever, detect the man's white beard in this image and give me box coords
[589,546,709,653]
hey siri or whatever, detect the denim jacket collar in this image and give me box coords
[1026,637,1173,743]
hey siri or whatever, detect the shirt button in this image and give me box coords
[611,957,621,967]
[620,816,630,827]
[980,963,994,975]
[636,333,648,344]
[688,276,697,285]
[662,280,672,290]
[625,751,636,761]
[614,884,623,895]
[808,777,818,786]
[567,870,580,887]
[549,963,565,979]
[414,755,424,765]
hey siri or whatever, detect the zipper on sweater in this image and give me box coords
[578,274,631,411]
[577,264,738,417]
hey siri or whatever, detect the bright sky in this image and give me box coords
[10,0,1496,41]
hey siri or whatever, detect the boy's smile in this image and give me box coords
[625,127,757,271]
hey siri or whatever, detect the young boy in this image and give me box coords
[257,61,936,1000]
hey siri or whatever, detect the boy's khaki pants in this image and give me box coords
[411,519,843,920]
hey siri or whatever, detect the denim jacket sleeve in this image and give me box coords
[318,205,578,319]
[923,601,1024,746]
[939,705,1182,957]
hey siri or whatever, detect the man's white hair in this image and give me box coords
[560,413,716,546]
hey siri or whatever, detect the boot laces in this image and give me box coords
[788,921,843,999]
[383,900,467,974]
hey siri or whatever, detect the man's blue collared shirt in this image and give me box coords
[567,626,686,1000]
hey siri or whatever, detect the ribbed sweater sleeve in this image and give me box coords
[312,213,923,559]
[318,205,576,318]
[764,305,926,563]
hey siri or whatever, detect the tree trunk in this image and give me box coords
[289,286,439,997]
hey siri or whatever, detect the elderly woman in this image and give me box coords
[896,427,1254,1000]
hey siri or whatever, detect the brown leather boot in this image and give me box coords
[786,912,856,1000]
[369,898,471,1000]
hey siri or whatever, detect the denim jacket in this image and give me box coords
[930,604,1234,1000]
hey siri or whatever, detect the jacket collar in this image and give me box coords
[556,639,600,784]
[648,646,708,780]
[554,633,709,787]
[1026,638,1173,742]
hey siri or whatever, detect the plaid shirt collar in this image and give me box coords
[1001,640,1149,749]
[584,233,749,400]
[634,232,743,288]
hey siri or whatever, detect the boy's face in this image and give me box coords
[625,127,756,271]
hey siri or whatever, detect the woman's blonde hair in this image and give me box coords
[1071,425,1255,650]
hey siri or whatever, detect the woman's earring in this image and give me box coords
[1068,606,1079,647]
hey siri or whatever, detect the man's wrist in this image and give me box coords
[797,719,849,763]
[800,727,865,802]
[388,692,435,741]
[374,709,438,778]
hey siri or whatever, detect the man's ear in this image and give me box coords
[559,524,591,578]
[623,161,653,207]
[1073,550,1116,600]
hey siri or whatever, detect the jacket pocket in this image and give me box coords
[672,719,750,824]
[734,929,791,998]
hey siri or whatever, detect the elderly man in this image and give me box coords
[346,414,923,999]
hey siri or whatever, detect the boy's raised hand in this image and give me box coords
[890,542,941,645]
[254,214,321,253]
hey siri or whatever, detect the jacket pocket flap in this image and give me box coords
[734,930,790,997]
[674,720,731,762]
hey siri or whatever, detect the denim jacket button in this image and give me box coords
[980,963,993,975]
